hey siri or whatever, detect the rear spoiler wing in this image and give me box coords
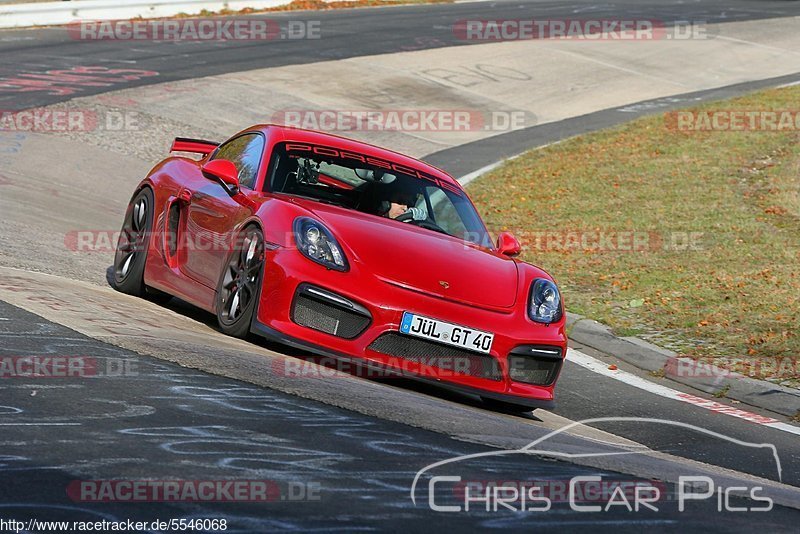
[170,137,219,155]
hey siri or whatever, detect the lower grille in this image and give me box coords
[291,288,370,339]
[507,346,563,386]
[367,332,502,381]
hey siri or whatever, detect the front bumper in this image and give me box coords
[254,247,567,408]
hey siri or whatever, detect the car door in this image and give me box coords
[181,132,265,289]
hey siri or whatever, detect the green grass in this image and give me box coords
[469,86,800,384]
[713,385,731,399]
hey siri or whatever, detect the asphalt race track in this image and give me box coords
[1,0,800,531]
[2,0,800,111]
[8,300,799,530]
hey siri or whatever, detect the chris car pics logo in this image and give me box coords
[411,418,781,513]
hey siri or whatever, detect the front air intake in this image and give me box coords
[291,284,371,339]
[507,346,563,386]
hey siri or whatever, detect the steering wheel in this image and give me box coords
[395,212,448,234]
[412,219,448,234]
[395,211,415,223]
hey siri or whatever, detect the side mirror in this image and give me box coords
[497,231,521,257]
[202,159,240,196]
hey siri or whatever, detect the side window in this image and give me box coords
[426,186,468,237]
[212,133,265,190]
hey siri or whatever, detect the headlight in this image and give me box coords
[528,278,562,323]
[293,217,348,272]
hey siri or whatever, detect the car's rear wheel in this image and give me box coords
[113,187,168,303]
[481,397,535,414]
[216,225,265,338]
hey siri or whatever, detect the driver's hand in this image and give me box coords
[404,206,427,221]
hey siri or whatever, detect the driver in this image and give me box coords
[382,188,427,221]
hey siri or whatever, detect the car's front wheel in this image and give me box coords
[215,225,265,338]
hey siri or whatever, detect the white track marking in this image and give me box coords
[567,348,800,437]
[458,142,562,186]
[458,161,505,187]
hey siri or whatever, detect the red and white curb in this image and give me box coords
[567,348,800,437]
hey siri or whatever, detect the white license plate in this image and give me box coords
[399,312,494,354]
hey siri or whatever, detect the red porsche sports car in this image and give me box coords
[113,125,566,410]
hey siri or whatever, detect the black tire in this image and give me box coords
[215,225,265,338]
[113,188,157,297]
[481,397,535,414]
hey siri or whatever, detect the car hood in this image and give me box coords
[287,197,519,309]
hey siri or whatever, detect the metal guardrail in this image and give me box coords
[0,0,69,5]
[0,0,299,28]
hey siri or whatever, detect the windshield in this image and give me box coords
[267,142,494,248]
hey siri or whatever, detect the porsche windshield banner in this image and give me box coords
[284,142,463,196]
